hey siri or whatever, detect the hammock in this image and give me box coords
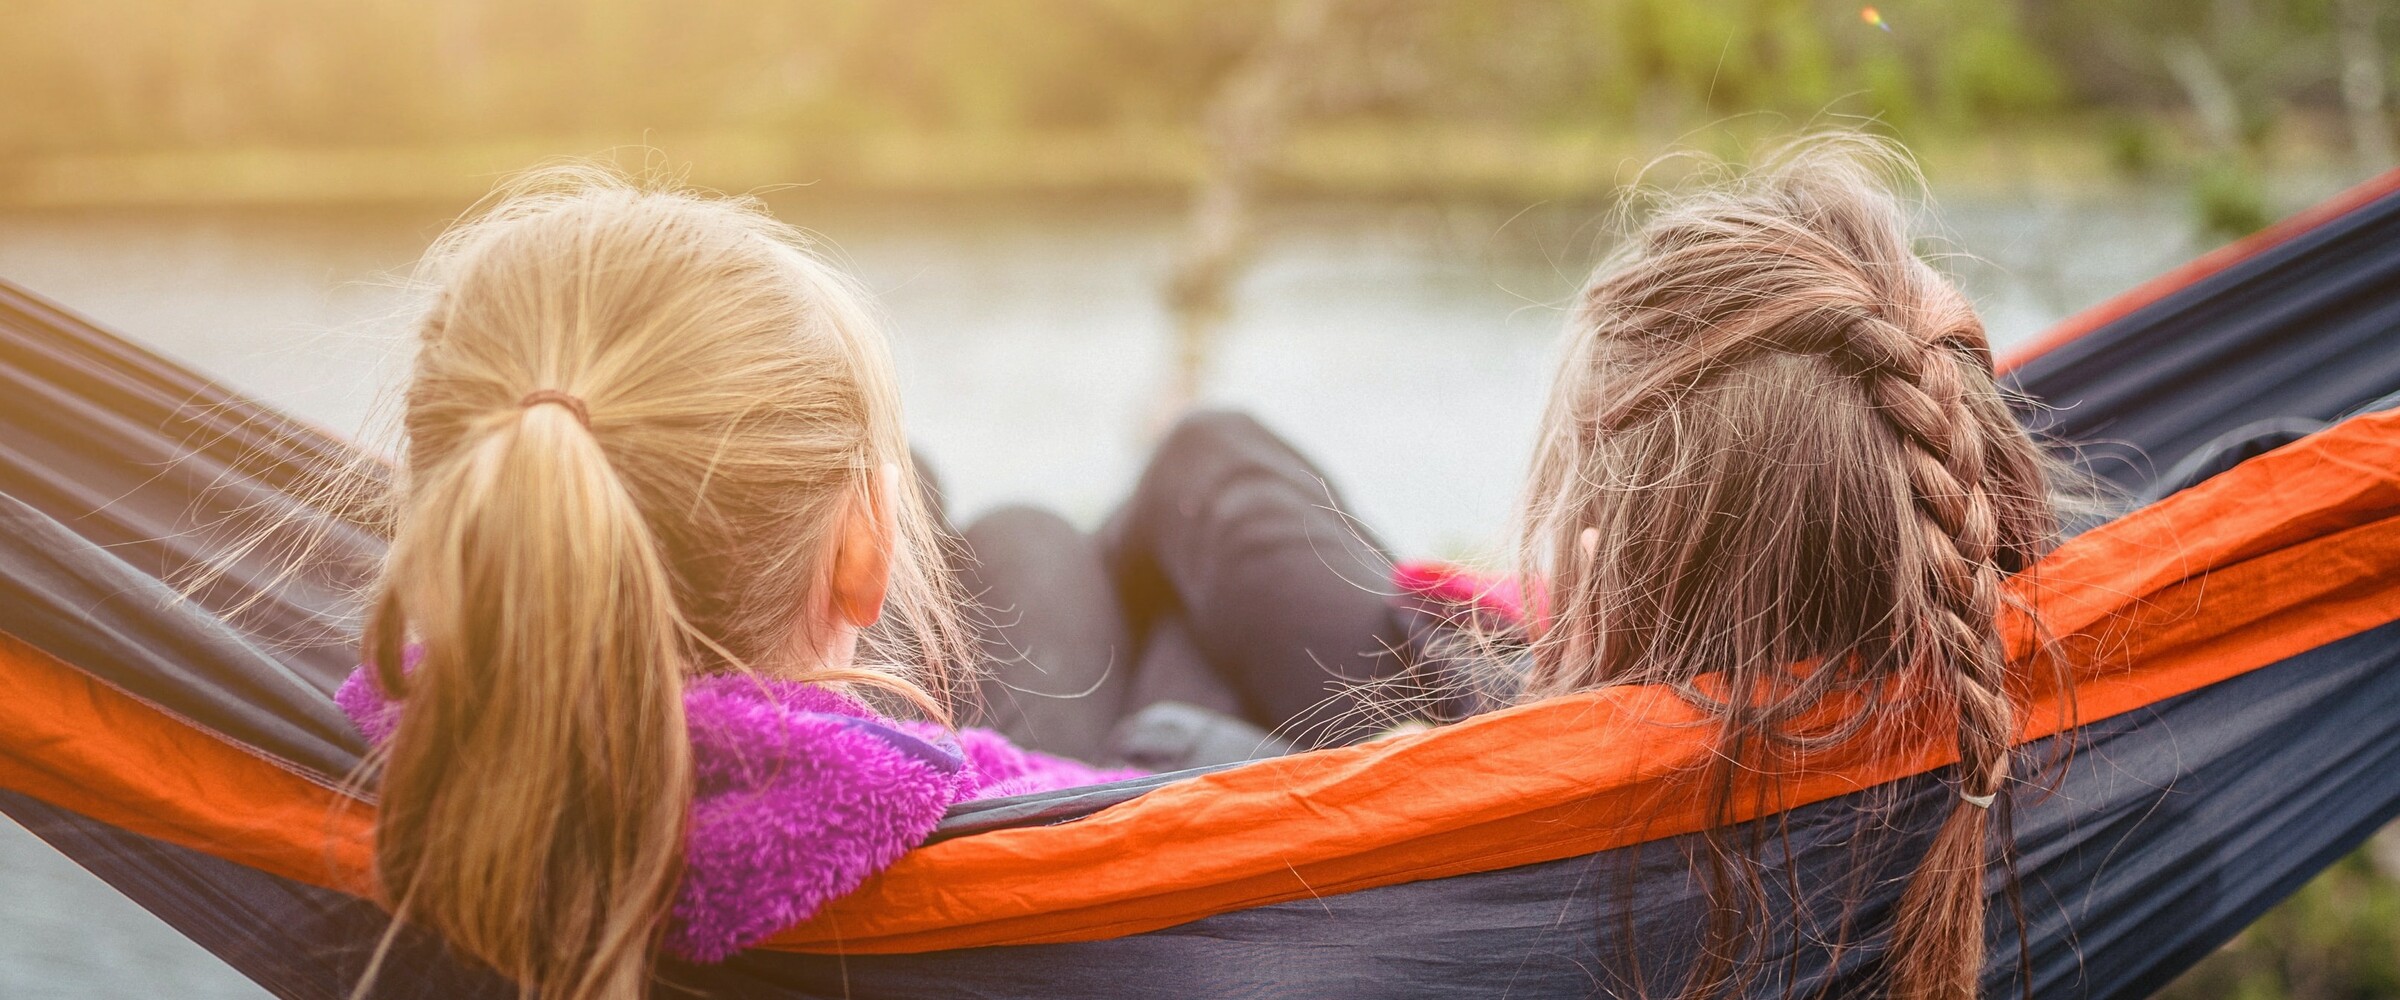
[2,168,2398,999]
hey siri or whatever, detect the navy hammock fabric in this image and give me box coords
[0,166,2396,1000]
[2001,168,2400,492]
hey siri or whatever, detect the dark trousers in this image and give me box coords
[956,411,1424,760]
[961,403,2375,761]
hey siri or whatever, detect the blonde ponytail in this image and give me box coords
[357,168,971,998]
[372,398,691,999]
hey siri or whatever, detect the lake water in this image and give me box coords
[0,178,2343,997]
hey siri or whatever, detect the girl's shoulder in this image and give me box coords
[335,662,969,961]
[672,674,970,960]
[680,673,966,784]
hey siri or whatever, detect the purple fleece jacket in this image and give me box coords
[335,664,1138,962]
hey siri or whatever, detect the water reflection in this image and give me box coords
[0,187,2208,559]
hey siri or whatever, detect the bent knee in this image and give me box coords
[964,504,1082,554]
[1155,409,1276,466]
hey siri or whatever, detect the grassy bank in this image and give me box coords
[0,119,2363,211]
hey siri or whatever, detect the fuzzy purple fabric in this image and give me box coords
[334,662,1139,962]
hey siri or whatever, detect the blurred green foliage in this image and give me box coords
[0,0,2384,162]
[2160,850,2400,1000]
[2193,156,2275,236]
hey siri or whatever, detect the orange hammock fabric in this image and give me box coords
[4,406,2400,954]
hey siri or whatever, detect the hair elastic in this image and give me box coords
[518,389,592,429]
[1960,789,1998,809]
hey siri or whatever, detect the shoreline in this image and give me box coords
[0,119,2365,211]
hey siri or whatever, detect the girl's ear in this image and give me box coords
[829,464,899,628]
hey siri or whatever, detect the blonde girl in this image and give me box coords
[336,170,1129,1000]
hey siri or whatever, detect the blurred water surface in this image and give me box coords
[0,182,2303,997]
[0,186,2217,548]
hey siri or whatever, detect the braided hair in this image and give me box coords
[1518,134,2061,999]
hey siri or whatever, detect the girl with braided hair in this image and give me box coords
[1501,132,2067,998]
[1006,133,2071,995]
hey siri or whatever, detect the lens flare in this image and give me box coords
[1860,6,1891,31]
